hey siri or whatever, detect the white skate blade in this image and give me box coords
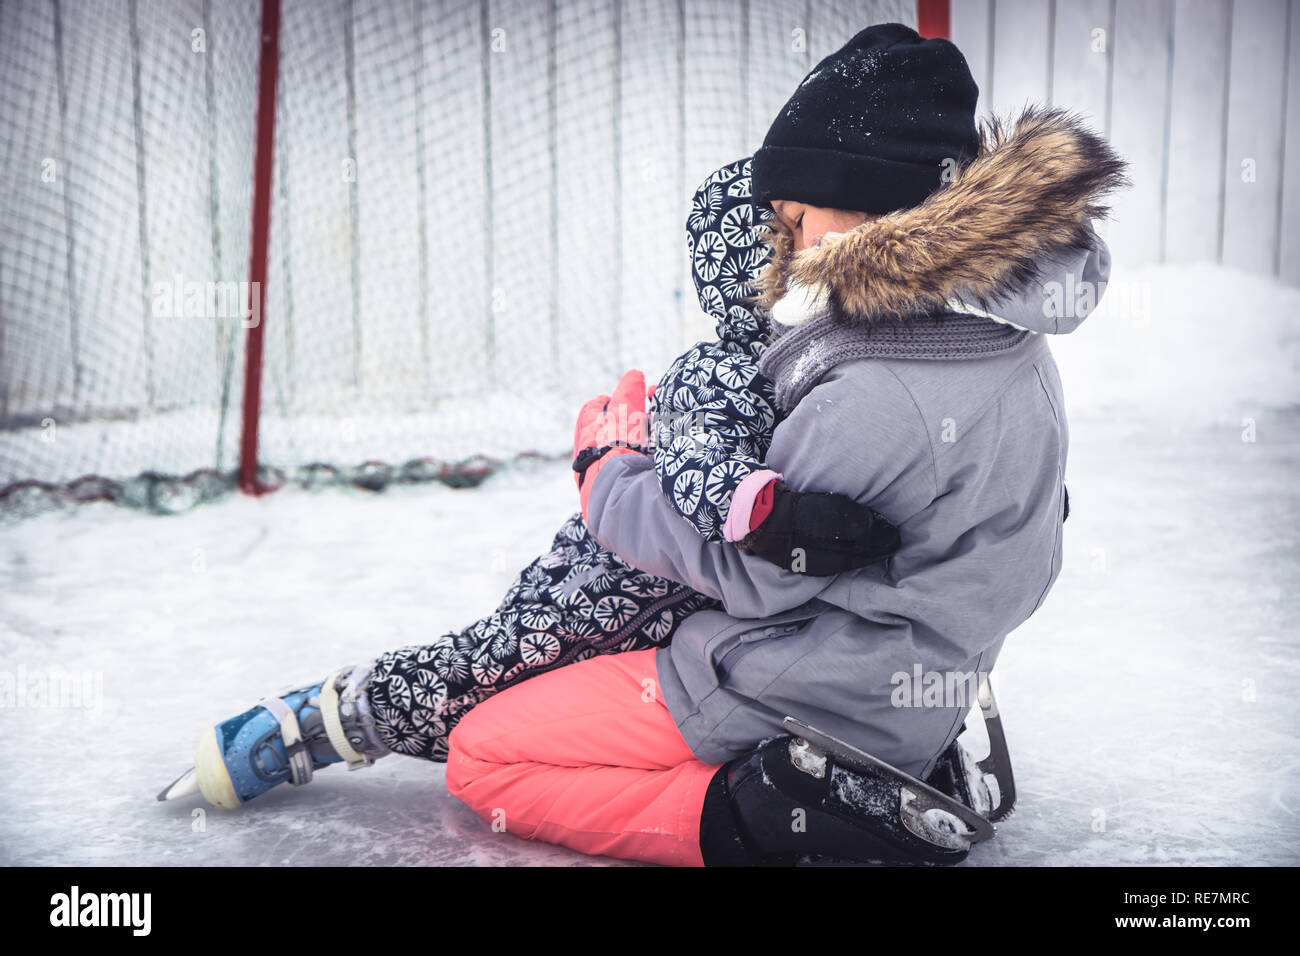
[156,767,200,802]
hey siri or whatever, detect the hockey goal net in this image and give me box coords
[0,0,915,518]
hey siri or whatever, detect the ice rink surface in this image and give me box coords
[2,263,1299,866]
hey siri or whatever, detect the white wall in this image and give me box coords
[952,0,1300,284]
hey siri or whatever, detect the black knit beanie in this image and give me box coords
[752,22,980,215]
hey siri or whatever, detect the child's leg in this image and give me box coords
[367,513,717,761]
[446,648,721,867]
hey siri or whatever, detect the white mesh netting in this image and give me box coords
[0,0,913,516]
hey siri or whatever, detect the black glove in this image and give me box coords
[738,481,901,576]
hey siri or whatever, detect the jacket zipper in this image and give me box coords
[714,621,806,681]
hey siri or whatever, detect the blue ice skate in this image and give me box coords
[158,664,389,809]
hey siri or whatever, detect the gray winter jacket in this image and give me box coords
[586,108,1126,777]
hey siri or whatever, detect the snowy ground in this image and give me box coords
[2,262,1298,866]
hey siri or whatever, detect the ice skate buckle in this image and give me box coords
[259,697,314,786]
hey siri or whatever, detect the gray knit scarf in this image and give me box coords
[757,309,1031,412]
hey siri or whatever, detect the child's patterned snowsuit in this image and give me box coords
[368,159,784,760]
[652,157,782,539]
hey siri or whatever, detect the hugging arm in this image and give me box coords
[586,367,921,618]
[650,353,900,573]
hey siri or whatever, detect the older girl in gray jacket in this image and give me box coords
[447,24,1126,866]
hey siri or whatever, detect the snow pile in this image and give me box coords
[1051,263,1300,424]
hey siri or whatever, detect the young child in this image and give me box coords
[590,155,903,575]
[161,159,903,803]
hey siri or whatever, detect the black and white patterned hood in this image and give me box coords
[684,157,775,351]
[646,157,782,542]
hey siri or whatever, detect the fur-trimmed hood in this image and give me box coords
[757,107,1130,329]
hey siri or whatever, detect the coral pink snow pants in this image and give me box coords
[445,648,722,867]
